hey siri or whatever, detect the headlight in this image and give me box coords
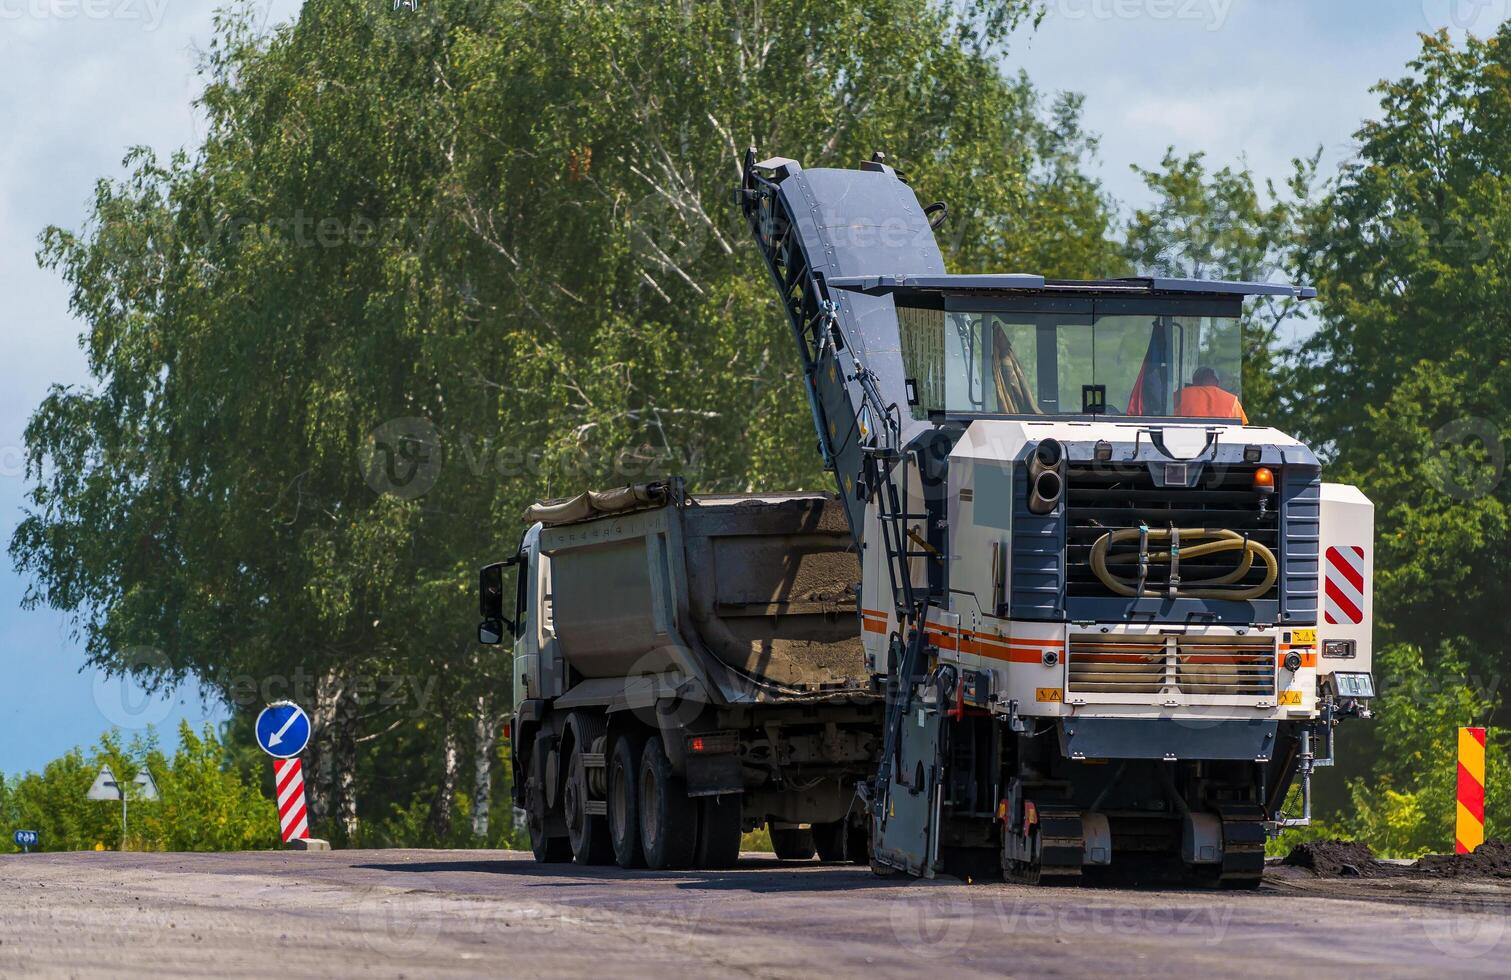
[1323,671,1375,699]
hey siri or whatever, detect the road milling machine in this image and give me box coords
[737,150,1377,886]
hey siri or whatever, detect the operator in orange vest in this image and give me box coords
[1174,366,1248,423]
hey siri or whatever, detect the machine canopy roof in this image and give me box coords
[825,274,1315,300]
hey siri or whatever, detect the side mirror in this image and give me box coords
[480,561,508,619]
[478,618,508,646]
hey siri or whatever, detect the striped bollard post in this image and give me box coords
[1457,726,1486,854]
[275,758,311,844]
[256,701,328,850]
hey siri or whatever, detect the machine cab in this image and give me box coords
[886,278,1266,424]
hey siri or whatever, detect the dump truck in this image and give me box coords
[738,150,1377,885]
[478,483,881,868]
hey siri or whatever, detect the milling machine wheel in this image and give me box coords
[1003,808,1083,886]
[813,819,869,863]
[812,821,849,862]
[1209,804,1268,889]
[848,821,871,866]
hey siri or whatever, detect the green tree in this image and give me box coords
[136,723,280,851]
[4,749,116,852]
[1279,28,1511,845]
[1123,149,1317,423]
[1339,643,1508,855]
[11,0,1121,843]
[1291,28,1510,687]
[3,724,276,852]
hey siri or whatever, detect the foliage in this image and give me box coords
[134,723,281,851]
[3,747,118,852]
[2,723,278,852]
[1290,28,1511,678]
[9,0,1119,842]
[365,737,527,849]
[1339,643,1508,856]
[1123,149,1317,423]
[1271,643,1508,858]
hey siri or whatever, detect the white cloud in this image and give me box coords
[1009,0,1438,212]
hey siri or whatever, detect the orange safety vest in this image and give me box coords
[1174,385,1248,424]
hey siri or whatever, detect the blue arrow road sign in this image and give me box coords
[14,830,38,848]
[255,701,312,759]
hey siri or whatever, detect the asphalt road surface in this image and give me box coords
[2,850,1508,978]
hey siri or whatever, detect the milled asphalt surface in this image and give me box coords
[2,849,1509,978]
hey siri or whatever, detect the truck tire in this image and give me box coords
[527,737,571,863]
[770,826,816,861]
[695,795,743,870]
[811,821,851,862]
[848,822,870,865]
[608,734,646,869]
[565,742,615,865]
[639,735,698,870]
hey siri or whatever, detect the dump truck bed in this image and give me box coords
[537,490,867,704]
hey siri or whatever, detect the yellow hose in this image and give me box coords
[1089,527,1277,600]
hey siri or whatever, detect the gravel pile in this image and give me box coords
[1282,839,1384,877]
[1285,838,1511,879]
[1412,839,1511,878]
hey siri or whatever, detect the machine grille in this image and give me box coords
[1067,634,1276,700]
[1064,462,1281,601]
[1065,638,1166,695]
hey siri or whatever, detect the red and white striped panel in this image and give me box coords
[1324,545,1366,625]
[274,758,310,842]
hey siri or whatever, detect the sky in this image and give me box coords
[0,0,1504,776]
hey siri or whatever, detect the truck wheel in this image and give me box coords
[695,795,743,870]
[608,734,646,868]
[811,821,850,862]
[770,826,816,861]
[847,822,870,865]
[639,735,698,870]
[565,743,615,865]
[527,738,571,863]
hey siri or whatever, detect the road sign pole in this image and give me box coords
[1457,726,1487,854]
[255,701,329,851]
[274,758,312,843]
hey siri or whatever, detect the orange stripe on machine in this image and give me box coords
[859,610,1061,664]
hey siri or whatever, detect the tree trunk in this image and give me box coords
[334,682,360,843]
[308,668,345,827]
[471,693,497,840]
[427,722,461,842]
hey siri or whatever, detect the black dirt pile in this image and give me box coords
[1282,839,1385,877]
[1412,839,1511,878]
